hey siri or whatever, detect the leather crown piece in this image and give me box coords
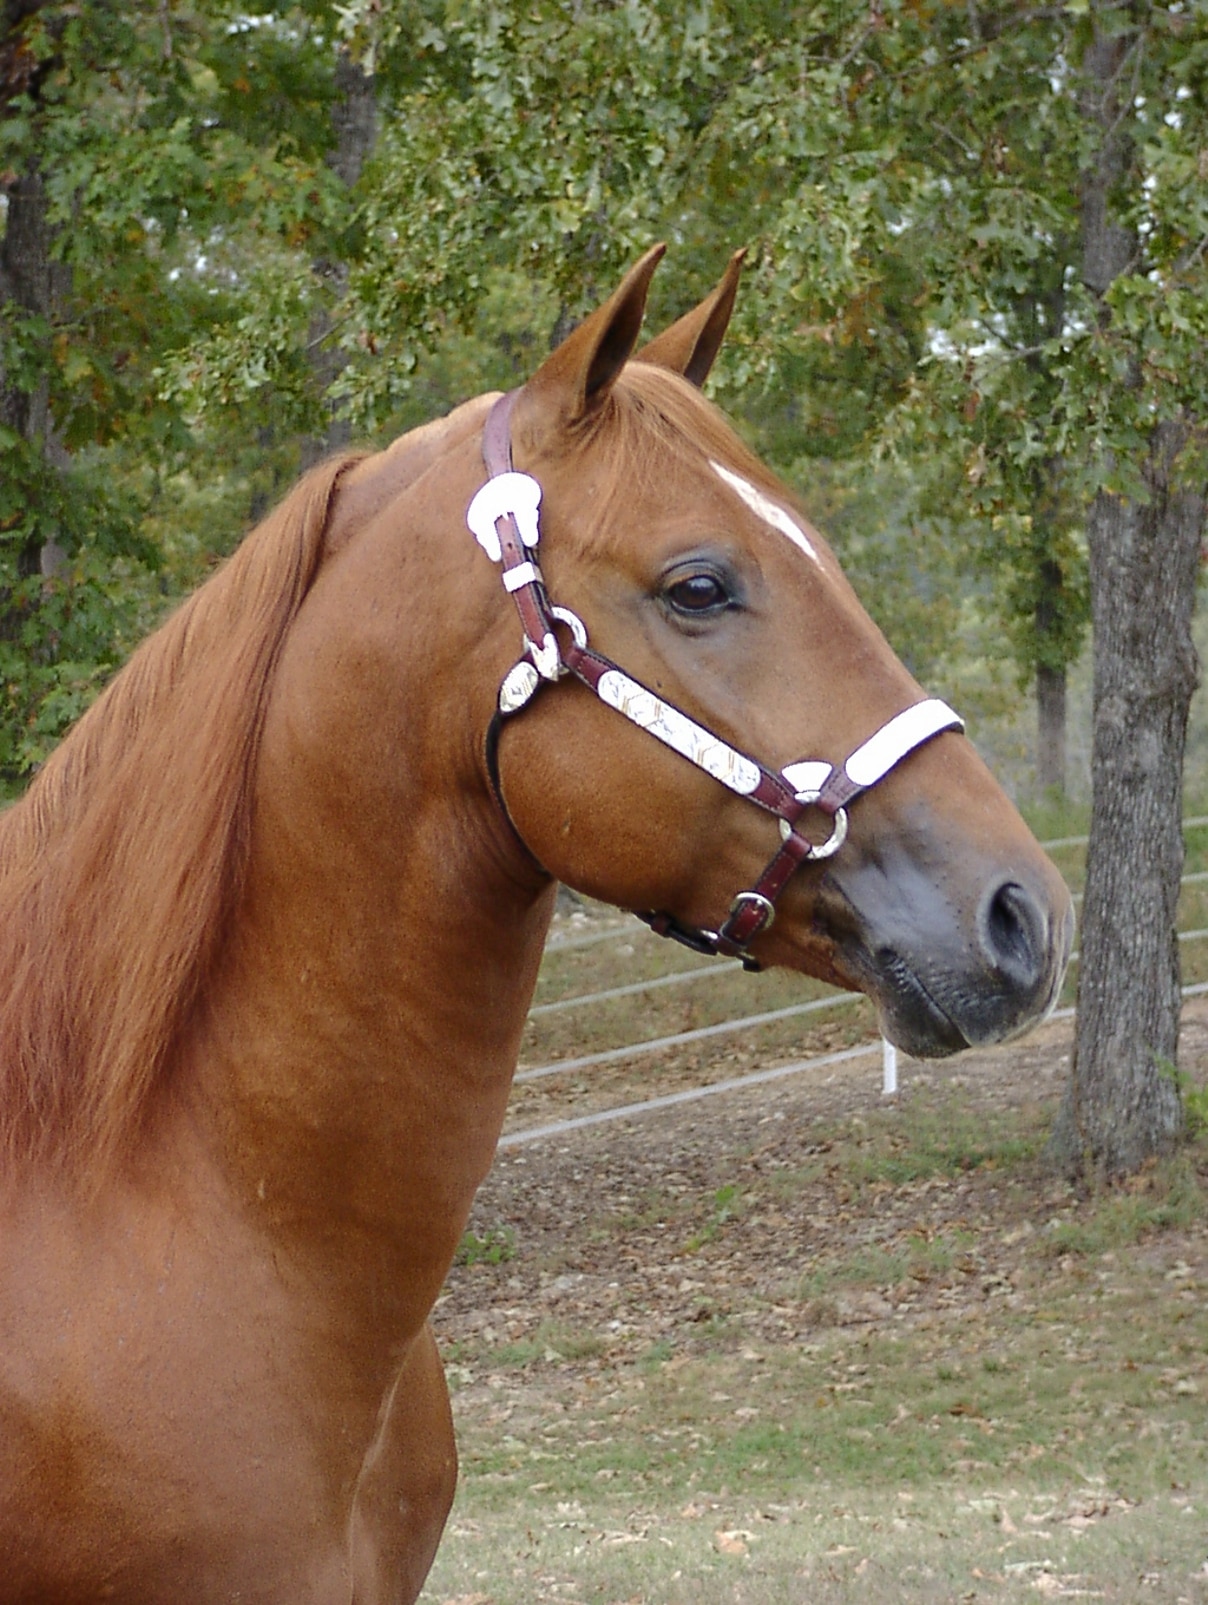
[468,389,964,967]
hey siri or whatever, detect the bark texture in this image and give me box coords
[2,5,54,455]
[1052,426,1204,1174]
[1050,12,1207,1176]
[0,169,52,439]
[301,47,377,467]
[2,4,68,574]
[1034,546,1070,796]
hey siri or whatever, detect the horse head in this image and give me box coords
[473,247,1073,1057]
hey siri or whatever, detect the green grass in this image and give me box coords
[455,1226,519,1267]
[425,1280,1208,1599]
[1042,1156,1207,1258]
[424,1088,1208,1603]
[796,1225,980,1302]
[682,1184,742,1252]
[428,1301,1208,1601]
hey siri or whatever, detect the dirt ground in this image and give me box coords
[434,1000,1208,1385]
[421,997,1208,1603]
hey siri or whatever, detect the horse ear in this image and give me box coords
[519,244,666,430]
[634,249,746,387]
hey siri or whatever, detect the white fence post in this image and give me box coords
[882,1037,898,1097]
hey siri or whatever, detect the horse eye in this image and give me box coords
[664,573,730,615]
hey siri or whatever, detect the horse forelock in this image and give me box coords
[578,365,796,541]
[0,453,362,1181]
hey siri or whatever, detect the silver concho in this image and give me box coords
[526,631,561,681]
[499,660,540,714]
[467,471,543,561]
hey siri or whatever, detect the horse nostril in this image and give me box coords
[980,880,1046,988]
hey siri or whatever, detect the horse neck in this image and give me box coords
[179,445,553,1334]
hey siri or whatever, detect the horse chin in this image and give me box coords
[863,955,972,1059]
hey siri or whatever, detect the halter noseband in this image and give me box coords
[470,389,963,971]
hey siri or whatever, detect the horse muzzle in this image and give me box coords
[825,848,1075,1058]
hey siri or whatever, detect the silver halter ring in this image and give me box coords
[780,791,849,860]
[549,606,588,653]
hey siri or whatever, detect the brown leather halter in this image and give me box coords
[470,390,963,970]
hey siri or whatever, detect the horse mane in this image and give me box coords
[0,453,360,1180]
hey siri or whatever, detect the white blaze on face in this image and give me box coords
[710,460,821,567]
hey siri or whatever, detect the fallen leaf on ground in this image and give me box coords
[714,1529,751,1556]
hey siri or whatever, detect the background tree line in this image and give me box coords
[2,0,1206,1174]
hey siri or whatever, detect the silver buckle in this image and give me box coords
[728,890,776,933]
[467,471,542,560]
[525,632,560,680]
[522,607,588,684]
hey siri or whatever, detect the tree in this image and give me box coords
[192,1,1092,764]
[0,2,353,779]
[1,0,65,579]
[300,41,378,465]
[1,0,147,779]
[1050,4,1207,1175]
[344,0,1201,1172]
[686,0,1206,1171]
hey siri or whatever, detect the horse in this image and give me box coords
[0,245,1072,1603]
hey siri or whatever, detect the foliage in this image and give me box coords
[1185,1080,1208,1142]
[169,0,1203,684]
[0,2,358,775]
[0,482,161,783]
[2,0,1206,784]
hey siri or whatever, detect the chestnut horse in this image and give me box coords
[0,248,1071,1602]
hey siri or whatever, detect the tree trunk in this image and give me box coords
[2,3,69,572]
[0,168,53,441]
[1052,424,1203,1174]
[1035,661,1067,796]
[1034,549,1068,796]
[0,160,68,576]
[1049,10,1206,1177]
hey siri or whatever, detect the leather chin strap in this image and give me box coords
[470,389,964,971]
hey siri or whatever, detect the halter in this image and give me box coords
[469,390,963,970]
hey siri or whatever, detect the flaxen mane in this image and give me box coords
[0,454,360,1178]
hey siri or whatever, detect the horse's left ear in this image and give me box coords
[517,244,666,434]
[634,248,746,387]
